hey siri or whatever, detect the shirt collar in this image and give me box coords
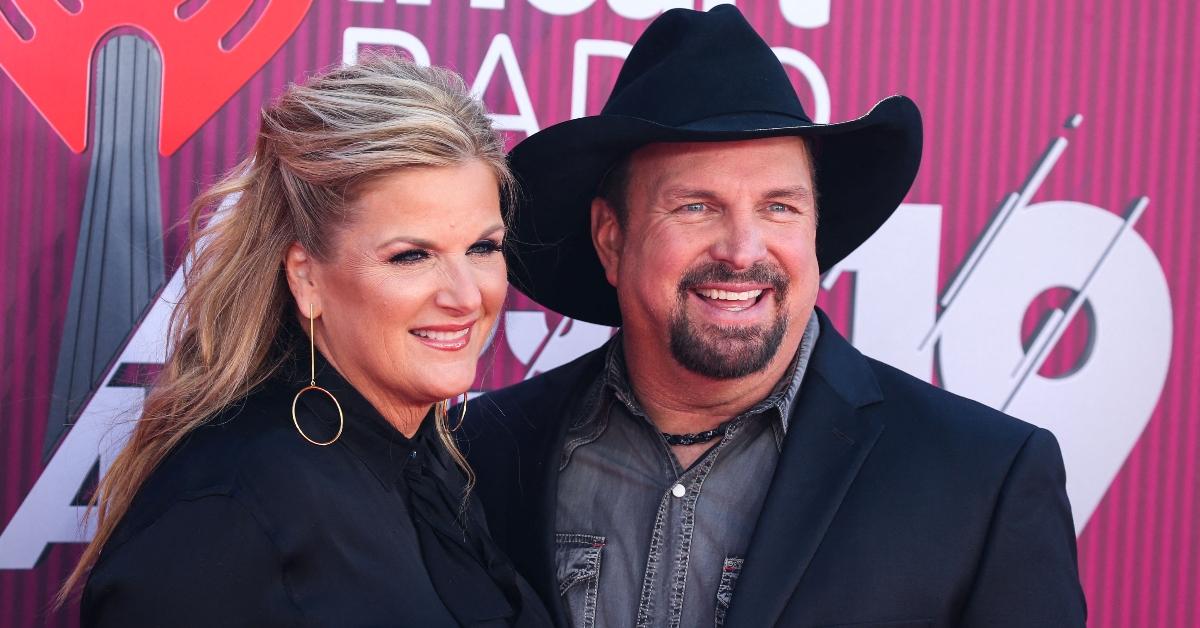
[598,310,820,445]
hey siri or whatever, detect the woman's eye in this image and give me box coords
[468,239,503,256]
[389,249,430,265]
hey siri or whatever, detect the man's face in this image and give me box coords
[592,136,820,379]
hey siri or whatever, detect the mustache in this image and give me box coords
[677,261,789,300]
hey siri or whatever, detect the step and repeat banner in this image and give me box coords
[0,1,1196,625]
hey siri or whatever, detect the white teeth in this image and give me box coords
[412,328,470,341]
[695,288,763,302]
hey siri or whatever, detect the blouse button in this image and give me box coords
[671,483,687,498]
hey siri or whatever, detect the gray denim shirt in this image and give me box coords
[554,313,820,628]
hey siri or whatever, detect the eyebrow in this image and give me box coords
[659,185,814,203]
[762,185,814,202]
[660,188,722,203]
[378,222,506,250]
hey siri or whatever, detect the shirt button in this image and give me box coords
[671,483,687,498]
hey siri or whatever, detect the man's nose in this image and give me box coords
[708,209,767,270]
[434,259,483,315]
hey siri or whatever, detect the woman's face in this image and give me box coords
[288,160,507,417]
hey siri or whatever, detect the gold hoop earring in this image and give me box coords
[450,395,468,432]
[292,303,343,446]
[434,396,468,431]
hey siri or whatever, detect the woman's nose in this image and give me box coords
[434,259,484,315]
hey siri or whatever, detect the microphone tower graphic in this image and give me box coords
[42,35,165,456]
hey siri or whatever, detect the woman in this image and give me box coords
[61,57,551,627]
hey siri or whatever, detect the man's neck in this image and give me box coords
[620,333,796,436]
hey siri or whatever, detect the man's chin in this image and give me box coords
[668,320,787,380]
[675,350,772,380]
[693,322,772,341]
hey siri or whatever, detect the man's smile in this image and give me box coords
[687,285,775,321]
[693,287,764,311]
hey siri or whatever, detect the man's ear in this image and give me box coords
[590,197,623,288]
[283,243,322,318]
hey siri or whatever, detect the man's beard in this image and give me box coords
[667,262,790,379]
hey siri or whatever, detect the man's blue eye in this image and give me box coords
[682,203,706,212]
[768,203,790,213]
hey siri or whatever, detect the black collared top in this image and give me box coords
[81,340,551,628]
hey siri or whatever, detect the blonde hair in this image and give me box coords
[59,56,511,604]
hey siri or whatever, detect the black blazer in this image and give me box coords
[83,352,550,627]
[460,309,1087,628]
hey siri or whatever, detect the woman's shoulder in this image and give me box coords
[163,383,308,478]
[83,477,302,625]
[107,381,329,546]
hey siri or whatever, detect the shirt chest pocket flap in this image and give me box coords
[555,533,605,628]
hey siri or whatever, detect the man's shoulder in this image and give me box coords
[808,310,1040,454]
[861,356,1046,457]
[842,357,1071,528]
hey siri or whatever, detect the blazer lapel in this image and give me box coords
[725,310,885,628]
[511,347,608,628]
[532,391,577,627]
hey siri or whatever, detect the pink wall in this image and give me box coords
[1,1,1195,625]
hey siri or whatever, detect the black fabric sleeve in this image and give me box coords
[957,427,1088,627]
[82,494,300,628]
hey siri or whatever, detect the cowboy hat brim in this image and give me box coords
[506,94,922,327]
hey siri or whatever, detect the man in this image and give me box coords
[461,6,1086,627]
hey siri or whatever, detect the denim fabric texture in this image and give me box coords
[555,313,819,628]
[714,556,744,628]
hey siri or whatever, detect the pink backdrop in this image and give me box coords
[1,1,1196,626]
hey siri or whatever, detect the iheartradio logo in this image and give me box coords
[0,0,311,154]
[0,1,312,568]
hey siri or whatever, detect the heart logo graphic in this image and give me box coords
[0,0,312,155]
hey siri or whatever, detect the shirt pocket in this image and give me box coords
[715,555,744,627]
[555,532,606,628]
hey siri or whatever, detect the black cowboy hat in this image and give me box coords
[506,5,922,327]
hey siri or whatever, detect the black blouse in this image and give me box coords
[81,347,551,627]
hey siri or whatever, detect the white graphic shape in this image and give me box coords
[571,39,633,119]
[771,47,831,123]
[823,204,942,380]
[0,266,181,568]
[471,33,540,137]
[937,200,1172,533]
[527,0,595,16]
[504,312,612,379]
[504,310,551,365]
[607,0,691,20]
[779,0,831,28]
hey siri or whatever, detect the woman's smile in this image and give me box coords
[410,322,476,351]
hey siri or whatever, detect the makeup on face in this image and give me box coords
[310,160,508,412]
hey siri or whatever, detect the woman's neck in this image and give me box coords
[314,337,430,438]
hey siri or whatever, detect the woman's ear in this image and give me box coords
[590,197,623,288]
[284,243,322,318]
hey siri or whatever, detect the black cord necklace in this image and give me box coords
[661,421,732,447]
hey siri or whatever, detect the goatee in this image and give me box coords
[668,261,790,379]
